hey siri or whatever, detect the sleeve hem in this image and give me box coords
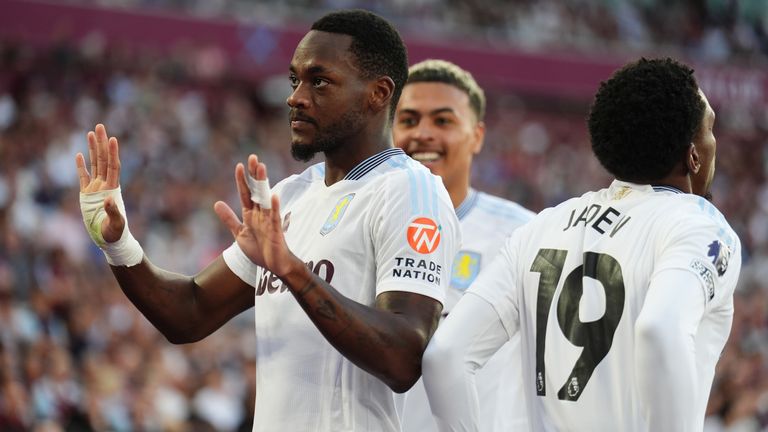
[222,242,260,288]
[376,280,445,306]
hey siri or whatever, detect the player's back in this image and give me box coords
[505,181,739,431]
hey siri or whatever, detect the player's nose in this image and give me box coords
[287,84,310,109]
[412,123,436,143]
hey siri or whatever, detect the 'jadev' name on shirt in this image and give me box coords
[562,204,631,237]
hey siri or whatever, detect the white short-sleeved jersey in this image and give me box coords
[469,180,741,432]
[402,189,534,432]
[223,148,460,432]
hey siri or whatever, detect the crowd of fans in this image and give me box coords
[1,7,768,431]
[65,0,768,65]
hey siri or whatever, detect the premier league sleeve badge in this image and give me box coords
[707,240,731,277]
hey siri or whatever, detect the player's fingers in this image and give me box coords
[87,130,97,180]
[248,154,268,181]
[247,154,258,176]
[213,201,243,238]
[75,152,91,191]
[106,137,121,188]
[234,163,253,210]
[254,195,279,232]
[95,124,109,181]
[257,160,267,182]
[270,195,281,226]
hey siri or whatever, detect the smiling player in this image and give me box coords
[394,59,534,432]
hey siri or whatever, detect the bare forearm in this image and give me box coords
[110,256,253,343]
[281,262,440,392]
[110,258,199,341]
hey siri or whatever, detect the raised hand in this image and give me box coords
[75,124,125,243]
[214,155,298,278]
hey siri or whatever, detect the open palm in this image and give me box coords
[75,124,125,243]
[214,155,297,277]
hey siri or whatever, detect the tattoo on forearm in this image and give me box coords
[298,279,318,297]
[317,299,337,320]
[294,279,337,321]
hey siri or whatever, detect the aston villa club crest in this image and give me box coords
[320,194,355,236]
[707,240,731,277]
[450,251,481,290]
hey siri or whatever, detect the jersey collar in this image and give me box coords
[344,148,405,181]
[609,180,686,196]
[455,188,479,220]
[651,184,684,194]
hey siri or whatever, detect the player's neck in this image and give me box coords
[448,185,470,210]
[649,172,693,194]
[323,127,393,186]
[445,170,473,209]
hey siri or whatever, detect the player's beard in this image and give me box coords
[291,108,366,162]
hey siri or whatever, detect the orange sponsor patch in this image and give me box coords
[407,217,441,254]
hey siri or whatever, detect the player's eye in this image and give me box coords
[313,78,329,88]
[435,117,453,126]
[398,117,418,127]
[289,75,299,89]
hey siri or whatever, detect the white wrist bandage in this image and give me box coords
[246,175,271,209]
[79,187,144,267]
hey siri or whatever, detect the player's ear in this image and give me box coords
[472,120,486,154]
[368,76,395,114]
[685,142,701,175]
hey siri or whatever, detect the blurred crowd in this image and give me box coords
[1,5,768,431]
[65,0,768,65]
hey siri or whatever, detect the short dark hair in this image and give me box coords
[588,57,706,183]
[406,59,486,122]
[312,9,408,120]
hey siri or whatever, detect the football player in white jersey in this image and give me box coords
[74,10,460,432]
[422,57,742,432]
[393,59,534,432]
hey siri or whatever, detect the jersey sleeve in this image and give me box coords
[373,170,460,304]
[635,268,706,432]
[466,230,523,339]
[222,242,262,288]
[654,208,741,310]
[422,292,511,432]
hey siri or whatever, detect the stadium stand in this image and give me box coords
[0,1,767,430]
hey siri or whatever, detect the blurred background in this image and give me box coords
[0,0,767,430]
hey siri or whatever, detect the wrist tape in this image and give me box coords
[79,187,144,267]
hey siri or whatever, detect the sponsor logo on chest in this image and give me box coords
[256,259,335,296]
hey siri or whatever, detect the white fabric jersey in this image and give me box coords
[426,180,741,432]
[402,189,534,432]
[223,148,460,432]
